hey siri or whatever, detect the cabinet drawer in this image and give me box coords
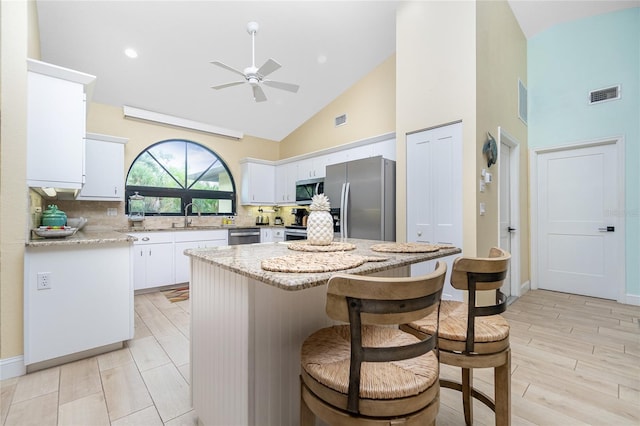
[174,230,227,243]
[130,232,174,245]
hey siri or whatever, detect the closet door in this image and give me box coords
[406,121,463,300]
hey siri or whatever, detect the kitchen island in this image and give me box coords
[185,239,460,426]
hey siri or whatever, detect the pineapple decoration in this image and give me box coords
[306,193,334,246]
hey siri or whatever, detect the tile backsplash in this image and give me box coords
[30,192,300,231]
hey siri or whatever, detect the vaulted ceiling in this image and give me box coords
[35,1,638,141]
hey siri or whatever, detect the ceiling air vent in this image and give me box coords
[590,85,620,104]
[335,113,347,127]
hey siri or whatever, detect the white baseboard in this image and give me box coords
[623,293,640,306]
[520,280,531,296]
[0,355,26,380]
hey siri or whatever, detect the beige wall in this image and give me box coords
[86,102,280,223]
[475,0,529,280]
[0,0,40,361]
[279,55,396,158]
[396,1,478,250]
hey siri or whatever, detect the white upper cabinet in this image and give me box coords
[76,133,128,201]
[296,156,327,180]
[275,162,297,204]
[26,59,96,190]
[240,159,276,205]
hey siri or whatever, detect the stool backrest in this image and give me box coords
[327,261,447,326]
[451,247,511,291]
[451,247,511,353]
[326,261,447,413]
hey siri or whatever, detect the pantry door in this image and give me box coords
[536,141,622,300]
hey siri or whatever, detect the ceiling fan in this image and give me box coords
[210,21,299,102]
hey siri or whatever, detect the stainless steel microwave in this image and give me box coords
[295,178,324,205]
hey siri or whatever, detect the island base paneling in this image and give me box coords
[190,259,410,425]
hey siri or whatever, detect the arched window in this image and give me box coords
[125,140,236,216]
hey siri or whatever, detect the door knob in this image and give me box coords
[598,226,615,232]
[417,231,422,236]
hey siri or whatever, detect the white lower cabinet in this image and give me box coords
[24,243,133,366]
[131,230,229,289]
[272,228,285,242]
[260,227,285,243]
[130,232,175,290]
[174,230,228,283]
[260,227,272,242]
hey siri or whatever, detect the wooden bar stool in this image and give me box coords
[401,247,511,426]
[300,262,447,425]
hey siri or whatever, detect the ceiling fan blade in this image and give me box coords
[210,61,246,77]
[257,59,281,77]
[263,80,300,93]
[211,81,245,90]
[252,85,267,102]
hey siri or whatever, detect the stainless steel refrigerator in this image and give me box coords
[324,156,395,241]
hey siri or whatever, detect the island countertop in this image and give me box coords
[185,239,461,291]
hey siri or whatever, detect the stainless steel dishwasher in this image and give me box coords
[228,227,260,245]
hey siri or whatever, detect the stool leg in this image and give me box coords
[494,348,511,426]
[462,367,473,425]
[300,384,316,426]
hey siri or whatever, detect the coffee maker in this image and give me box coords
[292,208,308,227]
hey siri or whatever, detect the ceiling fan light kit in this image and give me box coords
[211,21,299,102]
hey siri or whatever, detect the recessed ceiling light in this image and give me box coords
[317,54,327,65]
[124,48,138,59]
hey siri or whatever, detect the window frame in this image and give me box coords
[125,139,237,216]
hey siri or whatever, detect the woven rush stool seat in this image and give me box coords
[302,326,439,403]
[300,262,447,425]
[410,300,510,353]
[401,247,511,426]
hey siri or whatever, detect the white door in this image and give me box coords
[537,143,619,300]
[499,142,512,298]
[407,122,463,301]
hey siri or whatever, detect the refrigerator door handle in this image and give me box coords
[343,182,350,239]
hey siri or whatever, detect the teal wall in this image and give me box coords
[528,8,640,298]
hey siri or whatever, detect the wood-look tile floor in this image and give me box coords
[1,289,639,425]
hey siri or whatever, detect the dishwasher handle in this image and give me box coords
[229,231,260,237]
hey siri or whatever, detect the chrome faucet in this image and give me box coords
[184,202,200,227]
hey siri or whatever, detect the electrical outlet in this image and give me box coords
[37,272,52,290]
[107,208,117,216]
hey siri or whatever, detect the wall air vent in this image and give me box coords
[334,113,347,127]
[589,85,620,104]
[518,79,527,125]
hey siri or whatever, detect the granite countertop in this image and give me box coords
[26,230,136,247]
[185,239,461,291]
[118,224,285,233]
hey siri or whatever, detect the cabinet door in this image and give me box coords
[77,135,126,201]
[272,228,285,242]
[27,72,86,188]
[275,163,297,203]
[241,162,275,204]
[132,246,147,291]
[260,228,273,243]
[144,243,175,288]
[174,241,197,284]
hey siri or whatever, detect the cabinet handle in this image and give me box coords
[142,237,150,241]
[114,186,117,195]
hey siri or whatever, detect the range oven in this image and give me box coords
[284,226,307,241]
